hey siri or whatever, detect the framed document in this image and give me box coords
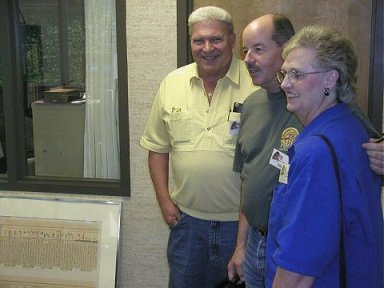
[0,196,121,288]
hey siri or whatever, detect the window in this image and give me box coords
[0,0,129,196]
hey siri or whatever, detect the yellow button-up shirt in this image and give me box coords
[140,57,258,221]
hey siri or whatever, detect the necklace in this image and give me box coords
[205,89,215,102]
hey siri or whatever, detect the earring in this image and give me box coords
[324,88,330,96]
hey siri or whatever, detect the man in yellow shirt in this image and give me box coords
[140,6,257,287]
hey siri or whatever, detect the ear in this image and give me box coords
[324,69,339,90]
[230,33,236,48]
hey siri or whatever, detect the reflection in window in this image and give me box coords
[19,0,119,179]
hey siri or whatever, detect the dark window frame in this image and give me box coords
[0,0,130,196]
[368,0,384,132]
[177,1,383,132]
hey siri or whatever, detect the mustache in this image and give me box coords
[246,63,258,70]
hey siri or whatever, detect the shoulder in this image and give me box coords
[243,89,267,105]
[163,63,196,81]
[294,135,331,162]
[319,109,368,147]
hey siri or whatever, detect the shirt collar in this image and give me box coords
[189,57,240,87]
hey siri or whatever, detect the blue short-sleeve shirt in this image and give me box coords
[266,103,383,288]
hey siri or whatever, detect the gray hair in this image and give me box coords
[188,6,234,35]
[283,26,357,103]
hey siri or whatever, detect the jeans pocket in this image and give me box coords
[168,212,186,230]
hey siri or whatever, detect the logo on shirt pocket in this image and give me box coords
[170,110,194,144]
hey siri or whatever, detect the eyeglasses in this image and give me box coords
[276,70,328,85]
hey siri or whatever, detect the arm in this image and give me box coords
[272,267,315,288]
[348,104,384,175]
[148,150,181,225]
[227,188,249,282]
[362,139,384,175]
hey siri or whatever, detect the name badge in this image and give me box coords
[278,163,290,184]
[229,120,240,135]
[269,148,289,169]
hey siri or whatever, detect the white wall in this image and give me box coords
[0,1,177,287]
[120,0,177,287]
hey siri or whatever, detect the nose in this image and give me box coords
[280,74,291,90]
[202,40,213,51]
[243,50,253,64]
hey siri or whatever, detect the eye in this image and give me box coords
[192,39,203,45]
[250,46,265,55]
[288,70,301,79]
[211,37,223,43]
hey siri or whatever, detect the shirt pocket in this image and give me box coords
[170,111,194,144]
[224,111,241,146]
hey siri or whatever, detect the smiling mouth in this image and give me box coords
[202,55,219,61]
[286,92,299,98]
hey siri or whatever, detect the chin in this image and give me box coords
[251,76,263,86]
[286,103,296,113]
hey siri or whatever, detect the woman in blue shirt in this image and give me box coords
[266,26,383,288]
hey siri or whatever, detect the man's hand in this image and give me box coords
[362,138,384,175]
[227,245,246,282]
[159,200,181,226]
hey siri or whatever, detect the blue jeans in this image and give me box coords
[244,227,267,288]
[167,213,238,288]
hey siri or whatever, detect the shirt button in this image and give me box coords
[206,109,210,113]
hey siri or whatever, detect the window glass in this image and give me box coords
[18,0,119,179]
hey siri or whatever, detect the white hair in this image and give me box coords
[188,6,233,35]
